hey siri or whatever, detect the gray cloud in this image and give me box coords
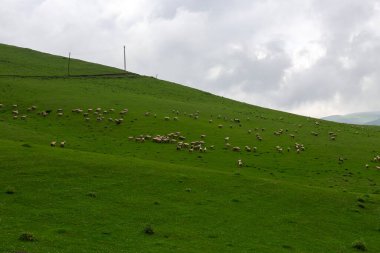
[1,0,380,117]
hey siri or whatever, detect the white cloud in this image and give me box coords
[1,0,380,117]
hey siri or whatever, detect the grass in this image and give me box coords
[0,43,380,252]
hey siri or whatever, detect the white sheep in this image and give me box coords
[50,141,56,147]
[237,159,243,167]
[60,141,66,148]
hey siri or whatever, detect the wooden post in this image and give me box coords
[123,45,126,72]
[67,52,71,76]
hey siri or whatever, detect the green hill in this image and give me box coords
[1,43,380,253]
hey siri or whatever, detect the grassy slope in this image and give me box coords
[0,43,380,253]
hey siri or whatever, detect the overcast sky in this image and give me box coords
[1,0,380,117]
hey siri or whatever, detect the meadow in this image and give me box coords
[0,43,380,252]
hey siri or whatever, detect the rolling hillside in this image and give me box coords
[1,43,380,253]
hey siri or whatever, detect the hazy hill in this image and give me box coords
[1,43,380,253]
[323,111,380,125]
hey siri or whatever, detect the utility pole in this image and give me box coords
[123,45,126,72]
[67,52,71,76]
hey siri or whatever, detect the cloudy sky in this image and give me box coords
[1,0,380,117]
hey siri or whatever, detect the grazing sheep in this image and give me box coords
[245,146,251,152]
[209,145,215,150]
[135,137,145,143]
[50,141,56,147]
[209,119,213,123]
[20,115,27,120]
[218,124,223,128]
[275,146,283,153]
[365,164,369,168]
[12,110,18,115]
[289,134,295,139]
[248,129,252,134]
[0,103,3,107]
[376,166,380,170]
[224,137,230,142]
[224,143,231,149]
[145,112,150,116]
[13,115,18,119]
[173,116,178,121]
[232,146,241,152]
[164,116,170,121]
[120,109,128,115]
[200,134,206,139]
[237,159,243,167]
[128,136,134,141]
[58,112,63,116]
[12,104,17,108]
[253,147,257,152]
[330,136,336,141]
[60,141,65,148]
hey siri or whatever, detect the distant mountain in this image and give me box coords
[365,118,380,126]
[322,111,380,125]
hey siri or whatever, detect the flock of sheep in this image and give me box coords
[1,102,379,170]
